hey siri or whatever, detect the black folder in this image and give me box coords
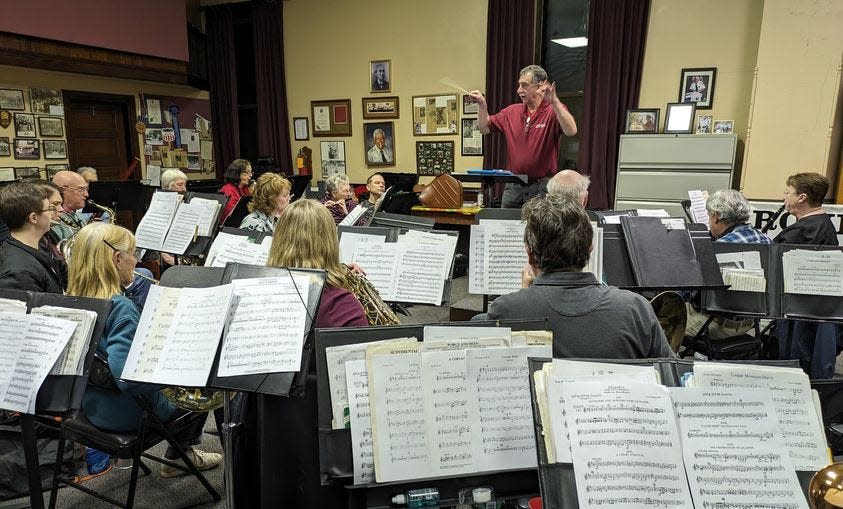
[620,216,705,287]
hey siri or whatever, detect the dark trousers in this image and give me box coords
[501,178,548,208]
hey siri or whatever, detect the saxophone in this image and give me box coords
[57,200,117,260]
[86,199,116,224]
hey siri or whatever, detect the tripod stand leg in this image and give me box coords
[21,414,45,509]
[222,390,236,509]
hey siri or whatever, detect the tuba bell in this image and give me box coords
[650,291,688,353]
[809,462,843,508]
[161,387,231,412]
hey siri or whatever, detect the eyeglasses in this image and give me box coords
[62,185,89,193]
[39,207,58,213]
[103,239,135,258]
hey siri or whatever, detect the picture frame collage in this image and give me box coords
[0,87,67,181]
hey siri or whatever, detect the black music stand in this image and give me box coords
[222,196,252,229]
[371,211,434,231]
[452,173,528,209]
[289,174,312,202]
[0,290,111,509]
[314,319,548,508]
[86,180,147,225]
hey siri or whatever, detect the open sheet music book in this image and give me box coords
[204,232,272,268]
[715,250,766,292]
[533,360,825,509]
[0,312,76,413]
[782,249,843,297]
[135,191,221,253]
[31,306,98,376]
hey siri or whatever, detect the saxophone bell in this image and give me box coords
[86,199,116,224]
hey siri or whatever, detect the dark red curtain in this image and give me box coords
[252,1,293,171]
[205,4,240,176]
[577,0,650,209]
[482,0,537,171]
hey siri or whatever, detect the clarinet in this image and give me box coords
[760,204,786,233]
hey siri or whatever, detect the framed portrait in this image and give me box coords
[364,121,396,167]
[30,88,64,116]
[320,141,347,178]
[14,113,36,138]
[713,120,735,134]
[14,167,41,179]
[13,138,40,160]
[695,115,713,134]
[362,96,399,119]
[625,109,659,133]
[38,116,64,137]
[370,60,391,93]
[0,89,25,110]
[664,103,695,134]
[311,99,352,137]
[412,94,459,136]
[463,94,479,115]
[0,137,9,157]
[461,118,483,156]
[416,140,454,176]
[679,67,716,110]
[293,117,309,141]
[43,140,67,159]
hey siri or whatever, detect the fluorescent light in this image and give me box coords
[551,37,588,48]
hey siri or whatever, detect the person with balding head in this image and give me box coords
[51,170,90,241]
[547,169,589,206]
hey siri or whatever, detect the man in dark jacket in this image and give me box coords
[0,181,63,293]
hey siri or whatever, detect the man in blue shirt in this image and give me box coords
[706,189,772,244]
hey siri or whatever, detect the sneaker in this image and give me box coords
[160,447,223,478]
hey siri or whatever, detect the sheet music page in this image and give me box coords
[346,359,376,484]
[585,222,603,282]
[468,224,485,294]
[671,387,807,509]
[562,380,693,509]
[135,191,181,250]
[467,346,550,471]
[716,251,762,271]
[636,208,670,217]
[509,330,552,347]
[688,189,710,226]
[423,326,511,342]
[602,214,624,224]
[393,242,450,305]
[369,351,429,482]
[545,361,661,463]
[421,349,474,477]
[352,242,399,301]
[692,362,828,470]
[325,337,417,429]
[31,306,97,376]
[208,238,264,268]
[0,298,27,313]
[339,205,367,227]
[483,222,527,295]
[254,236,273,266]
[338,232,385,265]
[122,285,180,381]
[161,202,203,254]
[204,232,239,267]
[217,275,310,377]
[187,198,221,236]
[0,313,76,414]
[782,249,843,297]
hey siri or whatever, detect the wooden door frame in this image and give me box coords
[63,90,140,179]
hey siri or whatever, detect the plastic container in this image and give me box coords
[391,487,440,507]
[472,486,496,509]
[84,447,111,474]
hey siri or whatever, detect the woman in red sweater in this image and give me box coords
[218,158,253,223]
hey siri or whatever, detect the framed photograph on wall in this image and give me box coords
[412,94,459,135]
[678,67,716,109]
[695,115,712,134]
[312,99,352,137]
[320,141,346,178]
[463,94,479,115]
[370,60,391,93]
[13,138,40,160]
[416,140,454,176]
[713,120,734,134]
[14,167,41,179]
[362,96,399,119]
[14,113,36,138]
[30,88,64,116]
[664,103,695,133]
[38,116,64,137]
[364,121,396,167]
[0,89,25,110]
[625,109,659,133]
[461,118,483,156]
[0,137,10,157]
[293,117,309,141]
[43,140,67,159]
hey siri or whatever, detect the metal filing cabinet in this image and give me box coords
[614,134,738,218]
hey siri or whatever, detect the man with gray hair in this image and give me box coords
[468,64,577,208]
[546,169,589,206]
[706,189,771,244]
[76,166,98,183]
[480,195,674,359]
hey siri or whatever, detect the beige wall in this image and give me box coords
[0,65,208,178]
[283,0,487,184]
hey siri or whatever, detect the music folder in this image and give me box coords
[620,216,705,287]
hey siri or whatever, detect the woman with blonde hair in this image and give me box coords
[68,222,221,477]
[239,172,291,232]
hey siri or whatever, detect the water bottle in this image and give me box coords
[84,447,111,474]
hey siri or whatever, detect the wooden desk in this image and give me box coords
[410,205,481,225]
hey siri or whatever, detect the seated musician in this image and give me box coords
[239,172,291,233]
[0,181,64,293]
[234,199,368,508]
[321,173,357,224]
[160,168,188,192]
[51,170,90,242]
[546,169,589,206]
[360,172,385,208]
[68,222,221,477]
[219,159,253,223]
[479,195,674,359]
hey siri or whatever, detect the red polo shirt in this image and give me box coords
[488,101,564,181]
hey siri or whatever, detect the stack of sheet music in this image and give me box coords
[135,191,221,254]
[533,360,828,509]
[31,306,98,376]
[326,326,552,484]
[715,250,766,292]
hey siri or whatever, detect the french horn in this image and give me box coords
[809,462,843,508]
[649,291,688,353]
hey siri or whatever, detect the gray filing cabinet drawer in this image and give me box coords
[616,171,731,200]
[618,134,737,167]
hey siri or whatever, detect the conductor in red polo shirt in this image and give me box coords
[469,64,577,208]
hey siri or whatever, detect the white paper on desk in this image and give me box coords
[562,380,693,509]
[688,190,710,226]
[468,346,550,471]
[423,326,511,343]
[483,222,527,295]
[135,191,182,250]
[352,242,399,301]
[346,359,375,484]
[671,387,807,509]
[468,225,485,294]
[147,164,161,187]
[692,362,828,470]
[338,232,385,265]
[218,275,310,377]
[0,313,76,414]
[782,249,843,297]
[31,306,97,376]
[339,205,367,227]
